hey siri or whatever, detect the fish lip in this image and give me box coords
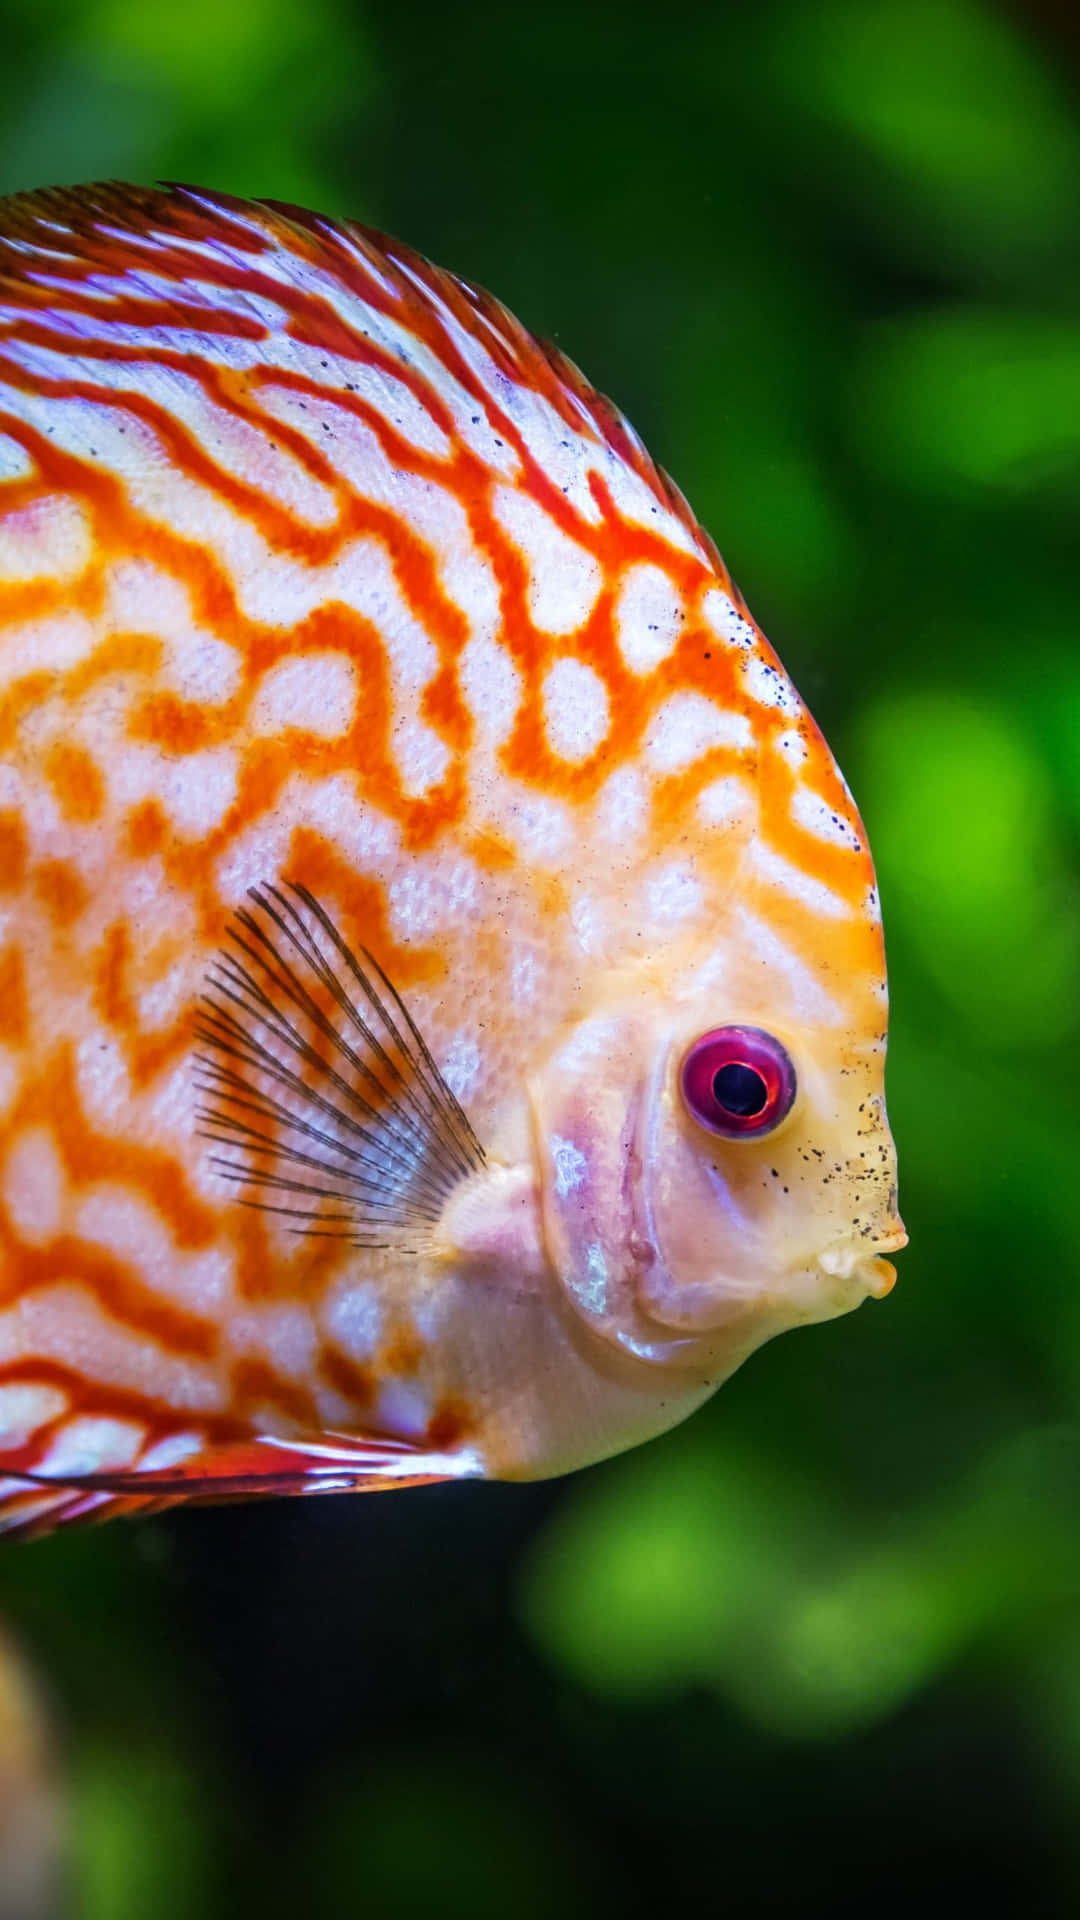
[818,1231,906,1300]
[874,1223,909,1255]
[860,1256,898,1299]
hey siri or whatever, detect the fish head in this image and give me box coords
[639,1004,904,1334]
[531,809,905,1373]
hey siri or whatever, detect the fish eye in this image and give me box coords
[680,1027,796,1139]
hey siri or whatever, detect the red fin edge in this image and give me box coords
[0,1433,482,1541]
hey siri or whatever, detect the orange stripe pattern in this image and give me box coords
[0,184,895,1529]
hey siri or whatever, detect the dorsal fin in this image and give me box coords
[0,179,721,572]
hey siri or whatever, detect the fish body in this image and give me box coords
[0,184,904,1534]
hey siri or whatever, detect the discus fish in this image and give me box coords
[0,183,904,1537]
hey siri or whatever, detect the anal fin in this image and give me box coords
[0,1431,484,1541]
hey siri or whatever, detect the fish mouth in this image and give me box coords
[818,1226,907,1301]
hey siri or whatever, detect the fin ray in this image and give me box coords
[193,882,485,1244]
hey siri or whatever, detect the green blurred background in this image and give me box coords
[1,0,1079,1913]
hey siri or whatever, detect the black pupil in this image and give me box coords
[712,1061,768,1118]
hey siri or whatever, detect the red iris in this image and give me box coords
[680,1027,796,1139]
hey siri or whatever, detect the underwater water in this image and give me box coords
[0,0,1079,1913]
